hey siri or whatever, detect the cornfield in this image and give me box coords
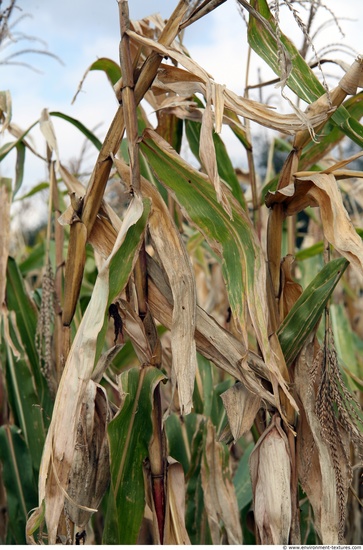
[1,0,363,544]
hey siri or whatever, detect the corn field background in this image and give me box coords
[1,0,363,545]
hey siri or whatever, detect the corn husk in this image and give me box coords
[250,415,292,544]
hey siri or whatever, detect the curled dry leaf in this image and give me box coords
[127,29,331,135]
[201,420,243,544]
[113,156,197,415]
[267,172,363,277]
[250,414,292,545]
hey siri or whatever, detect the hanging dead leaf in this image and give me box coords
[163,458,191,544]
[201,420,243,544]
[266,171,363,277]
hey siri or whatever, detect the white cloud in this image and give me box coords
[3,0,363,205]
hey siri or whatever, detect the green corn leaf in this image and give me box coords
[248,0,363,148]
[233,441,254,511]
[331,303,360,383]
[85,57,121,87]
[14,141,26,196]
[248,0,324,103]
[278,258,349,365]
[0,425,38,544]
[3,332,46,473]
[103,366,166,544]
[193,354,214,418]
[15,182,49,202]
[6,258,52,420]
[295,241,324,261]
[184,416,212,545]
[49,112,103,151]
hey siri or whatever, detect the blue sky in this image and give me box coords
[2,0,363,206]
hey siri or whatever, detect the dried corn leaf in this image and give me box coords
[113,156,197,415]
[220,382,261,443]
[57,164,279,408]
[28,196,149,544]
[0,90,12,132]
[146,256,277,406]
[267,172,363,276]
[163,458,191,544]
[128,29,330,135]
[0,178,12,310]
[200,82,232,216]
[250,414,291,544]
[39,109,59,167]
[201,420,243,544]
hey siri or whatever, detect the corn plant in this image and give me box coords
[1,0,363,545]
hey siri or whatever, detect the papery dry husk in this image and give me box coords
[65,381,111,529]
[250,414,292,544]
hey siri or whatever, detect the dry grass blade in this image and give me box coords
[113,157,197,415]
